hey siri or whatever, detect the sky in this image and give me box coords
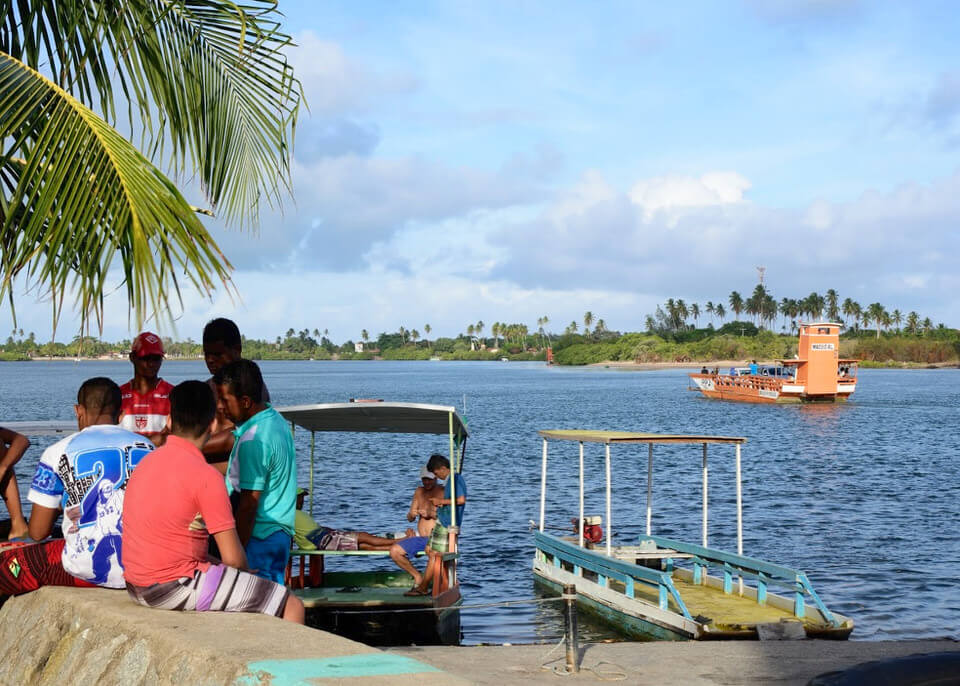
[4,0,960,342]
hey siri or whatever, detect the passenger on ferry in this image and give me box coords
[21,378,154,590]
[214,360,296,584]
[122,381,304,623]
[404,453,466,597]
[119,332,172,445]
[0,426,30,540]
[389,465,445,587]
[201,318,269,470]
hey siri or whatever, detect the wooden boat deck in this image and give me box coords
[295,586,441,609]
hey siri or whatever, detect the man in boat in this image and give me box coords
[122,380,304,623]
[24,377,154,590]
[0,426,30,540]
[389,465,444,586]
[404,453,466,596]
[119,332,173,446]
[213,360,296,584]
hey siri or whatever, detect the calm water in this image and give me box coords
[2,360,959,644]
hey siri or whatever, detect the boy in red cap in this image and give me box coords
[119,332,173,445]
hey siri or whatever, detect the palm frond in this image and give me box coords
[0,52,233,331]
[1,0,301,229]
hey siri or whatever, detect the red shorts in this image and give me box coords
[0,539,94,596]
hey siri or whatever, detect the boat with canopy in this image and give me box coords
[277,401,467,645]
[534,429,853,640]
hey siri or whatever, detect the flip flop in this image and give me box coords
[403,587,428,597]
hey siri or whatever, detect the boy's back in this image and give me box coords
[122,435,234,587]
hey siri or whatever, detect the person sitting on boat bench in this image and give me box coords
[122,380,304,623]
[389,464,444,587]
[404,453,466,597]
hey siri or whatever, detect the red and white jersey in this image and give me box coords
[119,379,173,441]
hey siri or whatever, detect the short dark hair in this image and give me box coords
[203,318,241,348]
[213,359,265,404]
[427,453,450,472]
[169,381,216,438]
[77,377,122,420]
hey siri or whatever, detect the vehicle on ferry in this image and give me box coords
[689,322,858,403]
[278,401,466,646]
[532,430,853,641]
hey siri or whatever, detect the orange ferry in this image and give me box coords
[689,323,857,404]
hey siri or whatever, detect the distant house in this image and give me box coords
[355,342,364,353]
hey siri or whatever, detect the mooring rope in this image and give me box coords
[324,596,566,615]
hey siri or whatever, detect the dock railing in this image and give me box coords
[535,532,692,618]
[646,535,840,627]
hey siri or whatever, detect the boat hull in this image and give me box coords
[689,374,855,404]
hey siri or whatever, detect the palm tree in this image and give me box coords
[583,311,594,334]
[867,303,886,339]
[1,2,301,331]
[568,320,578,334]
[729,292,744,321]
[705,301,715,326]
[906,311,920,335]
[841,298,859,329]
[891,310,902,334]
[715,304,726,323]
[423,324,431,347]
[410,329,419,345]
[476,321,484,346]
[825,289,840,322]
[690,303,700,328]
[361,329,369,343]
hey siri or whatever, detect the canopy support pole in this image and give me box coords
[736,442,743,595]
[646,444,653,536]
[702,443,709,547]
[539,438,548,532]
[309,431,315,516]
[578,441,585,549]
[605,443,612,556]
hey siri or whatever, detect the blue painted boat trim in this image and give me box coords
[238,655,441,684]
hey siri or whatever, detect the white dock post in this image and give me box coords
[539,438,548,532]
[578,441,585,549]
[702,443,709,548]
[646,444,653,536]
[605,443,612,556]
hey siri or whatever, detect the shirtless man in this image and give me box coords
[0,427,30,540]
[406,466,444,537]
[390,464,445,587]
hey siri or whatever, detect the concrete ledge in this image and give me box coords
[0,587,468,686]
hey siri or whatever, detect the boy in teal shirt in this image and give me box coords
[214,360,296,584]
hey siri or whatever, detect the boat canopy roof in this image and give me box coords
[278,402,467,439]
[538,429,746,445]
[1,420,76,436]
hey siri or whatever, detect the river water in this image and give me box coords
[2,360,958,644]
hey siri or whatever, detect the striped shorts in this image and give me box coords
[125,564,289,618]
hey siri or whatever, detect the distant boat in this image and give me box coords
[689,323,857,403]
[499,356,509,362]
[430,356,441,361]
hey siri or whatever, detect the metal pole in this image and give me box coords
[605,443,612,556]
[702,443,709,548]
[578,442,585,548]
[309,431,315,515]
[646,444,653,536]
[563,584,580,674]
[539,438,548,532]
[736,442,743,595]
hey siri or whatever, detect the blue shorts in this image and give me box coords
[396,536,428,557]
[245,530,291,584]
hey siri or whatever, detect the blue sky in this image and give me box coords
[4,0,960,341]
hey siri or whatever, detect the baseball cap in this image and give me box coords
[420,466,436,479]
[131,332,165,358]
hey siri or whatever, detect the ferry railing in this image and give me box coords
[646,535,840,627]
[535,532,692,619]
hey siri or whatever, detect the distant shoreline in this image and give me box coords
[589,359,959,370]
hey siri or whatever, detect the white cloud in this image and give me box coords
[628,172,751,220]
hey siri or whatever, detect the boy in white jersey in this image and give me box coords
[119,331,173,446]
[27,377,154,588]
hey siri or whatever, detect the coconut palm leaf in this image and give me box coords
[0,53,232,330]
[1,0,301,229]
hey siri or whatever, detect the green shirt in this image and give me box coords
[226,404,296,539]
